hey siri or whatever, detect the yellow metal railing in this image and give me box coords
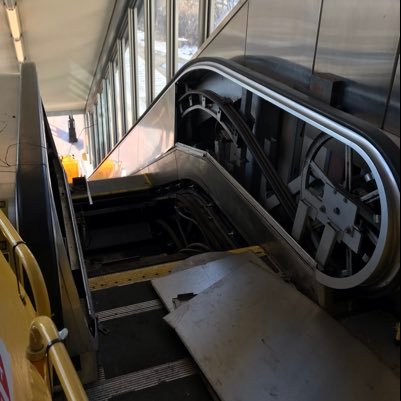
[0,209,89,401]
[27,316,88,401]
[0,209,51,317]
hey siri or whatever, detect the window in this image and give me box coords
[96,94,105,160]
[123,30,134,131]
[211,0,240,31]
[101,87,110,154]
[93,105,100,166]
[135,1,147,117]
[177,0,201,70]
[153,0,168,98]
[113,54,124,141]
[87,113,95,165]
[105,73,116,149]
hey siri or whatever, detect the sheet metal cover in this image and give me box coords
[152,253,251,312]
[165,255,399,401]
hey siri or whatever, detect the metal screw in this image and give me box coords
[373,215,381,224]
[334,207,341,215]
[320,206,326,213]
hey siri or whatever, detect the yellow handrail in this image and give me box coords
[27,316,89,401]
[0,209,51,317]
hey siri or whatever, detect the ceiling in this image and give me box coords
[0,0,116,113]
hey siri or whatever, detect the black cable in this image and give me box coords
[186,243,211,251]
[0,142,48,168]
[155,219,184,250]
[176,218,189,247]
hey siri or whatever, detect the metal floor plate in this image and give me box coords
[152,253,252,312]
[165,255,400,401]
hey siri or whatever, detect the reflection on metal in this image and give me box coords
[198,1,249,60]
[245,0,321,70]
[0,75,19,226]
[90,85,175,180]
[315,0,400,125]
[165,255,400,401]
[384,55,400,135]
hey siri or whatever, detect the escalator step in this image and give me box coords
[99,309,189,378]
[110,375,214,401]
[86,359,199,401]
[93,281,158,312]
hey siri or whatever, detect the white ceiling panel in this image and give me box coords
[0,5,19,73]
[13,0,117,112]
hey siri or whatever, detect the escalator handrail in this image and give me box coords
[91,57,400,189]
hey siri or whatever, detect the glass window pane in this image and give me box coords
[93,105,100,166]
[106,75,116,149]
[123,31,134,131]
[177,0,200,70]
[136,1,147,117]
[211,0,240,30]
[114,55,124,141]
[101,88,109,154]
[88,113,96,165]
[96,95,105,160]
[153,0,167,98]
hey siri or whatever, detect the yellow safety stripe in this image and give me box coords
[89,245,266,291]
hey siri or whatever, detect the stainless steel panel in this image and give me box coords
[136,145,317,298]
[315,0,400,124]
[198,2,249,60]
[152,253,249,312]
[245,0,322,70]
[135,147,179,187]
[86,175,152,197]
[384,56,400,135]
[165,256,400,401]
[90,85,176,180]
[0,74,19,226]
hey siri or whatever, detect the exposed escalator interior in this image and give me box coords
[73,181,246,278]
[70,179,251,400]
[13,59,399,400]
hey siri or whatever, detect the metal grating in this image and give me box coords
[97,299,164,322]
[86,359,198,401]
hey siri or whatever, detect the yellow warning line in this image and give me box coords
[89,245,266,292]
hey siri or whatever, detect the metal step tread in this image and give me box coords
[97,299,164,322]
[86,359,197,401]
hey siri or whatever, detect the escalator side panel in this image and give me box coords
[16,63,62,325]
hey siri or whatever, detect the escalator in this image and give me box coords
[66,57,400,400]
[91,57,400,298]
[11,55,400,399]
